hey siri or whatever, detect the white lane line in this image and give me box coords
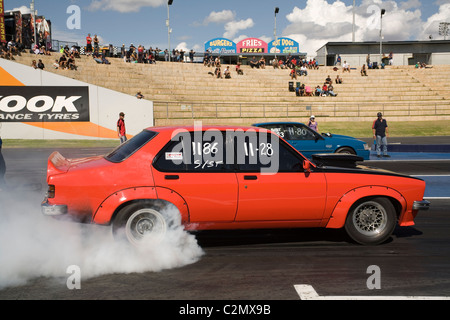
[294,285,450,300]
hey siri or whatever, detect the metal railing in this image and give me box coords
[154,100,450,120]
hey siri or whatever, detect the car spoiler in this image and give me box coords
[48,151,71,176]
[312,154,364,168]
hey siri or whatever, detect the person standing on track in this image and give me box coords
[117,112,127,144]
[372,112,390,158]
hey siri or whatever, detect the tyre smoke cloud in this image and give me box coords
[0,190,204,290]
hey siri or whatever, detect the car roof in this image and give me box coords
[253,122,306,126]
[145,125,270,133]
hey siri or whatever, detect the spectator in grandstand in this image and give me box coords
[315,86,322,96]
[59,55,67,69]
[290,68,297,80]
[70,46,80,58]
[343,61,350,72]
[93,35,99,51]
[86,34,93,55]
[189,49,195,63]
[335,75,343,84]
[52,59,59,69]
[236,63,244,75]
[224,66,231,79]
[101,50,111,64]
[214,66,223,78]
[0,43,12,60]
[259,56,266,69]
[327,84,338,97]
[389,52,393,65]
[372,112,389,158]
[138,45,144,63]
[136,91,144,99]
[300,64,308,76]
[63,45,70,57]
[361,64,368,76]
[250,56,259,68]
[67,55,78,70]
[322,83,329,96]
[37,59,45,70]
[271,59,279,69]
[164,49,169,61]
[31,60,38,69]
[325,75,332,84]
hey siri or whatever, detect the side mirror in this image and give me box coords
[303,160,311,173]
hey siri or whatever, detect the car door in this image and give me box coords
[285,123,329,158]
[234,131,327,223]
[152,130,238,223]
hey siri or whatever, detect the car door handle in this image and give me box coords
[165,175,179,180]
[244,175,258,180]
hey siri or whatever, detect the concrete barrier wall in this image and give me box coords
[0,58,154,140]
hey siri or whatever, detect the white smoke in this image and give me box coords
[0,189,204,290]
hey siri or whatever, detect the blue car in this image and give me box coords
[253,122,370,160]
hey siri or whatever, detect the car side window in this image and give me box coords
[153,131,229,172]
[236,132,303,173]
[263,124,287,139]
[286,124,317,141]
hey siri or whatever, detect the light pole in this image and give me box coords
[274,7,279,60]
[439,22,450,40]
[167,0,173,62]
[30,0,37,46]
[379,8,385,65]
[352,0,355,42]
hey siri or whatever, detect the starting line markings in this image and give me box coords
[294,285,450,300]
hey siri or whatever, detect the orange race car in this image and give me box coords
[41,125,430,246]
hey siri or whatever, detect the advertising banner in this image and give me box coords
[0,0,5,43]
[236,38,268,54]
[268,37,300,54]
[205,37,236,54]
[0,86,90,122]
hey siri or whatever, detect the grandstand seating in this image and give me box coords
[10,53,450,126]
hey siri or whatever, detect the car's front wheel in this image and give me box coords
[344,197,396,245]
[113,202,169,246]
[336,147,356,155]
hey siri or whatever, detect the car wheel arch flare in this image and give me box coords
[92,187,189,225]
[325,186,406,229]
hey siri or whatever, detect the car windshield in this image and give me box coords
[105,130,157,163]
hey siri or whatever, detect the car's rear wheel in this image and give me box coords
[344,197,396,245]
[113,202,169,246]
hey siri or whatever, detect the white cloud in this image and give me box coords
[203,10,236,25]
[88,0,165,13]
[283,0,429,57]
[9,6,33,15]
[224,18,254,39]
[419,3,450,40]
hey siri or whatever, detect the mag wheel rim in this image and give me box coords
[352,201,388,237]
[125,209,167,245]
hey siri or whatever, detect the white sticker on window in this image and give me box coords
[165,152,183,160]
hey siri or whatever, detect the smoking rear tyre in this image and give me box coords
[344,197,396,245]
[113,202,168,246]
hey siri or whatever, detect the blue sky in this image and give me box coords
[5,0,450,56]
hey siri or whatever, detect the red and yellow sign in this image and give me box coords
[0,0,6,43]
